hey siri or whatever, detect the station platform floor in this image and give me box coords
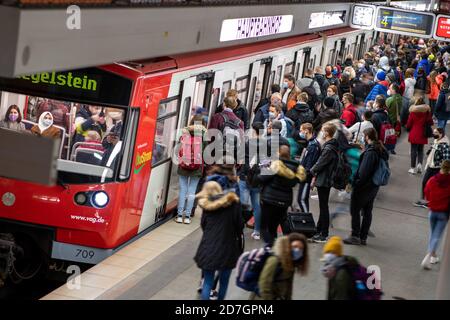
[42,133,444,300]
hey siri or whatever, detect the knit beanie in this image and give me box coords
[376,70,386,81]
[323,236,343,257]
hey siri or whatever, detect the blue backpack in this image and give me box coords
[236,247,278,293]
[372,157,390,186]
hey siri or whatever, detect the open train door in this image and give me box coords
[247,58,272,123]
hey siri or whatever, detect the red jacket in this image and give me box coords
[340,104,358,128]
[208,109,244,132]
[406,104,433,145]
[424,173,450,212]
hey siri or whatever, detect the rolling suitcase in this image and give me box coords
[282,211,316,238]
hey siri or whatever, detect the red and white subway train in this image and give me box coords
[0,26,382,282]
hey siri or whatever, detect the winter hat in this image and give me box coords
[324,97,337,109]
[428,54,436,62]
[376,70,386,81]
[323,236,343,257]
[195,107,207,115]
[379,56,390,71]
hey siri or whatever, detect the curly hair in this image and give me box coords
[273,233,309,276]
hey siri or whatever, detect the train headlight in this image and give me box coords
[74,192,87,205]
[92,191,109,208]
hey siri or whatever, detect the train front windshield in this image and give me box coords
[0,90,128,184]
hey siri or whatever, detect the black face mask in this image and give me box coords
[433,134,441,139]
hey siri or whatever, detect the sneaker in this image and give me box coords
[197,280,203,294]
[175,216,183,223]
[430,256,440,264]
[416,163,423,174]
[421,253,431,270]
[408,168,416,175]
[251,232,261,240]
[368,230,376,238]
[390,149,397,155]
[310,233,322,242]
[343,236,361,245]
[413,200,428,209]
[184,218,191,224]
[313,235,328,243]
[360,239,367,246]
[311,194,319,200]
[209,290,218,300]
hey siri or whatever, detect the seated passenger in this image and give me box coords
[76,131,104,152]
[73,105,106,144]
[0,105,26,132]
[31,111,61,139]
[100,122,122,167]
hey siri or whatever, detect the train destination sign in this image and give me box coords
[350,4,376,30]
[375,6,435,38]
[308,10,347,29]
[220,15,294,42]
[434,15,450,41]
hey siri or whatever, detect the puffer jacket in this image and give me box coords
[424,173,450,213]
[258,159,306,207]
[310,138,339,188]
[365,81,388,104]
[435,89,450,121]
[407,104,433,145]
[194,192,244,271]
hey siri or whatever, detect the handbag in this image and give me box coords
[281,211,316,238]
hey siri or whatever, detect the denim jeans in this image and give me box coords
[428,211,449,253]
[437,119,448,131]
[177,175,201,218]
[201,269,232,300]
[238,180,261,233]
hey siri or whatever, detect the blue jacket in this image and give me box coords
[252,102,270,125]
[414,58,431,78]
[435,90,450,121]
[301,137,321,178]
[365,81,388,104]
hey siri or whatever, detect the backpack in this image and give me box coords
[220,112,242,149]
[379,120,397,146]
[284,117,295,138]
[235,247,279,293]
[372,157,390,186]
[330,146,352,190]
[178,133,203,171]
[302,79,319,110]
[349,108,362,125]
[342,258,383,300]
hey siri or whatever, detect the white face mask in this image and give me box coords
[43,119,53,127]
[387,90,392,96]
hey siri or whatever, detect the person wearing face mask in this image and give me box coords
[325,65,340,88]
[370,95,390,139]
[253,92,285,126]
[253,233,309,300]
[0,105,26,132]
[344,128,389,246]
[297,123,321,213]
[364,70,389,105]
[320,236,358,300]
[264,104,287,138]
[30,111,60,139]
[356,59,368,80]
[324,85,342,115]
[285,92,314,131]
[310,123,339,243]
[414,128,450,208]
[282,74,301,111]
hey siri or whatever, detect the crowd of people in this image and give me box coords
[176,36,450,300]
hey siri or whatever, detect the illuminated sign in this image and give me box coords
[350,4,376,30]
[220,15,293,42]
[434,15,450,41]
[375,6,435,38]
[19,71,98,92]
[308,11,347,29]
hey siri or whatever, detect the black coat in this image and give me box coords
[353,144,389,190]
[194,192,244,271]
[310,139,339,188]
[371,109,389,138]
[233,100,249,130]
[286,102,314,130]
[312,109,339,133]
[258,159,305,207]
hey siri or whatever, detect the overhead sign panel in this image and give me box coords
[220,15,294,42]
[309,10,347,29]
[375,6,435,38]
[350,4,376,30]
[434,15,450,41]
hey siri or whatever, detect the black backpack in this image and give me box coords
[302,79,319,110]
[330,145,352,190]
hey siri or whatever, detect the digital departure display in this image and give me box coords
[0,68,132,106]
[434,15,450,40]
[350,4,376,30]
[375,6,435,38]
[308,10,347,29]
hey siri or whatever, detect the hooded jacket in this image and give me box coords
[340,104,358,128]
[414,58,431,78]
[386,93,403,125]
[285,102,314,130]
[371,108,389,138]
[407,104,433,145]
[310,138,339,188]
[312,108,339,133]
[435,89,450,121]
[353,144,389,190]
[194,192,244,271]
[365,81,389,104]
[424,173,450,213]
[258,159,306,207]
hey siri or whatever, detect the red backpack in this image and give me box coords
[379,120,397,146]
[178,133,203,171]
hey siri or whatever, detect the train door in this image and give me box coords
[301,48,311,78]
[358,33,366,59]
[294,49,305,80]
[248,58,272,122]
[309,46,321,70]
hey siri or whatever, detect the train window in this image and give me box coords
[284,62,294,75]
[180,97,191,133]
[248,77,257,115]
[274,66,282,86]
[267,71,275,98]
[151,98,179,168]
[119,107,139,180]
[193,80,207,110]
[157,97,178,117]
[209,88,220,118]
[220,81,232,103]
[235,76,248,105]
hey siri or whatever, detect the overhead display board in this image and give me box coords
[375,6,435,38]
[308,10,347,29]
[434,14,450,41]
[350,4,376,30]
[219,15,293,42]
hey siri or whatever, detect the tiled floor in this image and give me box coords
[42,133,445,300]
